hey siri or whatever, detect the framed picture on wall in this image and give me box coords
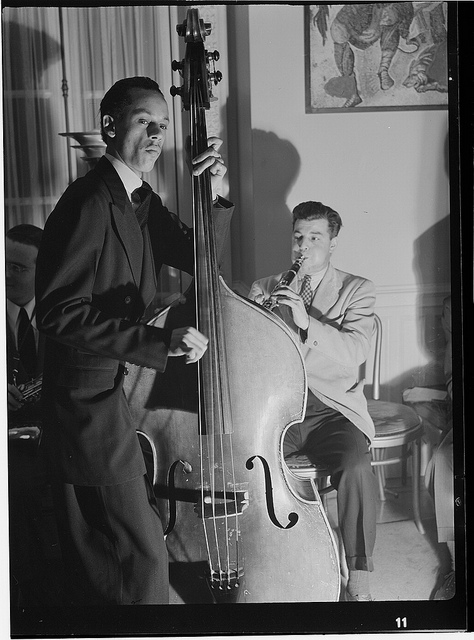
[305,3,449,113]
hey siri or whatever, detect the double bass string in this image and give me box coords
[203,148,242,588]
[190,94,219,580]
[191,84,241,587]
[191,91,227,582]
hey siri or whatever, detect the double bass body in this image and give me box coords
[125,277,340,603]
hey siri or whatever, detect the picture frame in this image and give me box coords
[305,3,449,113]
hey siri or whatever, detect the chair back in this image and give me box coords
[371,314,382,401]
[361,314,382,401]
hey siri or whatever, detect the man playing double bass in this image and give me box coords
[35,76,233,605]
[250,200,378,601]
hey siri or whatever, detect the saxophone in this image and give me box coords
[9,374,43,443]
[18,374,42,404]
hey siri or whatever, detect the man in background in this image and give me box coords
[425,296,454,599]
[6,223,63,606]
[6,224,43,409]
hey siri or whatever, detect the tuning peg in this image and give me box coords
[209,70,223,86]
[172,60,184,72]
[170,85,183,97]
[207,50,220,62]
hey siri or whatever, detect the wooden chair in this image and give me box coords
[367,315,425,533]
[285,314,425,534]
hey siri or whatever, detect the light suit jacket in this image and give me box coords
[249,263,376,441]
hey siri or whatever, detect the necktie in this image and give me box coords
[299,274,313,311]
[131,182,152,229]
[18,307,37,379]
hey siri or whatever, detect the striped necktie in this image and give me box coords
[299,274,313,311]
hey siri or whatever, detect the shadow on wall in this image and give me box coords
[379,134,450,402]
[7,20,62,88]
[251,129,301,281]
[410,131,451,389]
[412,213,451,384]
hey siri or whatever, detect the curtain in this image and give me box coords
[61,6,181,205]
[2,5,181,230]
[3,7,68,229]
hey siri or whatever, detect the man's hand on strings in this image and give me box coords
[168,326,209,364]
[191,136,227,201]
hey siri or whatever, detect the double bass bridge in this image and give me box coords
[196,484,249,519]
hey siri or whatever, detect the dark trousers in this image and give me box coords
[284,390,377,571]
[9,441,65,607]
[54,474,168,605]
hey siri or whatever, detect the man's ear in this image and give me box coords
[329,236,338,253]
[102,115,115,138]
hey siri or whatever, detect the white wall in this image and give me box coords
[228,5,452,402]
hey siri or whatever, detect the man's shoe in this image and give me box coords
[432,571,455,600]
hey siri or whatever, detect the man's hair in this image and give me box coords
[6,224,43,250]
[100,76,164,142]
[292,201,343,239]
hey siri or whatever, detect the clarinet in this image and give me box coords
[262,255,307,310]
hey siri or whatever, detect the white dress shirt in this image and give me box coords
[105,152,142,202]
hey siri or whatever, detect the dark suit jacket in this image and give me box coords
[6,309,45,427]
[36,156,233,486]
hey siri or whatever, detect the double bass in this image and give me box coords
[124,8,340,604]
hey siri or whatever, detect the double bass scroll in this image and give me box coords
[124,8,340,604]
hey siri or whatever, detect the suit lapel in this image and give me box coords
[270,265,342,333]
[310,264,342,317]
[278,264,341,327]
[95,157,143,287]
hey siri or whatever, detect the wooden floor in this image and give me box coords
[6,474,463,639]
[324,476,453,601]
